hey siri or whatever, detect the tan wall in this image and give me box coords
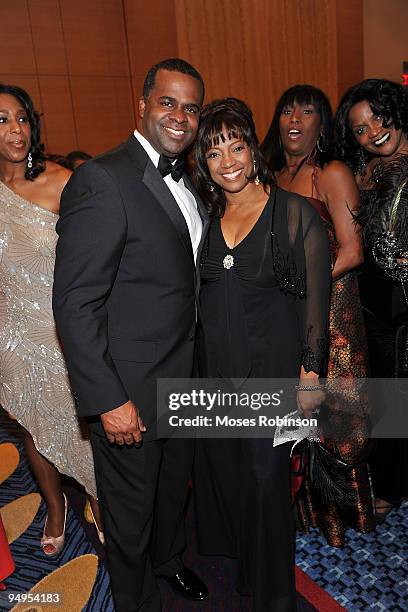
[364,0,408,82]
[0,0,135,155]
[0,0,363,154]
[127,0,363,140]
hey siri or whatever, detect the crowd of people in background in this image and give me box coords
[0,60,407,612]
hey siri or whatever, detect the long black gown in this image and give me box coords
[358,155,408,506]
[194,188,331,611]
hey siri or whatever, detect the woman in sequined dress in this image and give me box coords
[193,98,330,611]
[334,78,408,517]
[262,85,374,547]
[0,84,99,555]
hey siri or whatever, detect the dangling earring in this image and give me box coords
[316,134,327,153]
[253,159,260,186]
[209,184,214,192]
[27,152,33,169]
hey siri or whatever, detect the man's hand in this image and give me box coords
[100,400,146,446]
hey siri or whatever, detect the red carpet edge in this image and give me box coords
[295,566,345,611]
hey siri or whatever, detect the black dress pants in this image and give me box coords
[151,438,193,577]
[88,420,193,612]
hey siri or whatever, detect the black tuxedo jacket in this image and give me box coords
[53,135,209,440]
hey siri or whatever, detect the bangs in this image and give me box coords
[201,115,249,152]
[280,86,323,113]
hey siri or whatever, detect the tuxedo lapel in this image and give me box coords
[183,174,210,293]
[142,162,193,261]
[124,136,203,267]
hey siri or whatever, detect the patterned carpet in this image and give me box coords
[1,408,407,611]
[0,412,112,612]
[296,508,408,611]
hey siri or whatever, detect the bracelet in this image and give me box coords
[295,383,325,391]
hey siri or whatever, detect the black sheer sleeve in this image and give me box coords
[272,189,331,374]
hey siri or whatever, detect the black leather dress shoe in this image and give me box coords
[163,567,208,601]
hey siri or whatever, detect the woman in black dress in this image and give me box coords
[193,98,331,611]
[334,78,408,517]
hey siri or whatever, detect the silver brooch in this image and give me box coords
[223,254,234,269]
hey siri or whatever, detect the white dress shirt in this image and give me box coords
[134,130,202,262]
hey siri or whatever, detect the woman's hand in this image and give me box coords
[297,386,325,418]
[296,367,325,418]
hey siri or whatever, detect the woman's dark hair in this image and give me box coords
[194,97,274,217]
[261,84,333,172]
[65,150,92,169]
[46,153,72,170]
[0,83,46,180]
[334,79,408,175]
[356,156,408,247]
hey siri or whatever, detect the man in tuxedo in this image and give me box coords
[53,58,209,611]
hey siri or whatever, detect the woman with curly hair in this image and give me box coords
[334,78,408,517]
[262,85,374,546]
[193,97,331,610]
[0,84,101,555]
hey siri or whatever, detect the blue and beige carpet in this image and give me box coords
[1,408,407,611]
[296,508,408,611]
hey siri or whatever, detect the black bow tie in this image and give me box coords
[158,155,185,182]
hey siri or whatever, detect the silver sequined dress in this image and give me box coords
[0,181,96,497]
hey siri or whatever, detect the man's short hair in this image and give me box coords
[143,58,204,101]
